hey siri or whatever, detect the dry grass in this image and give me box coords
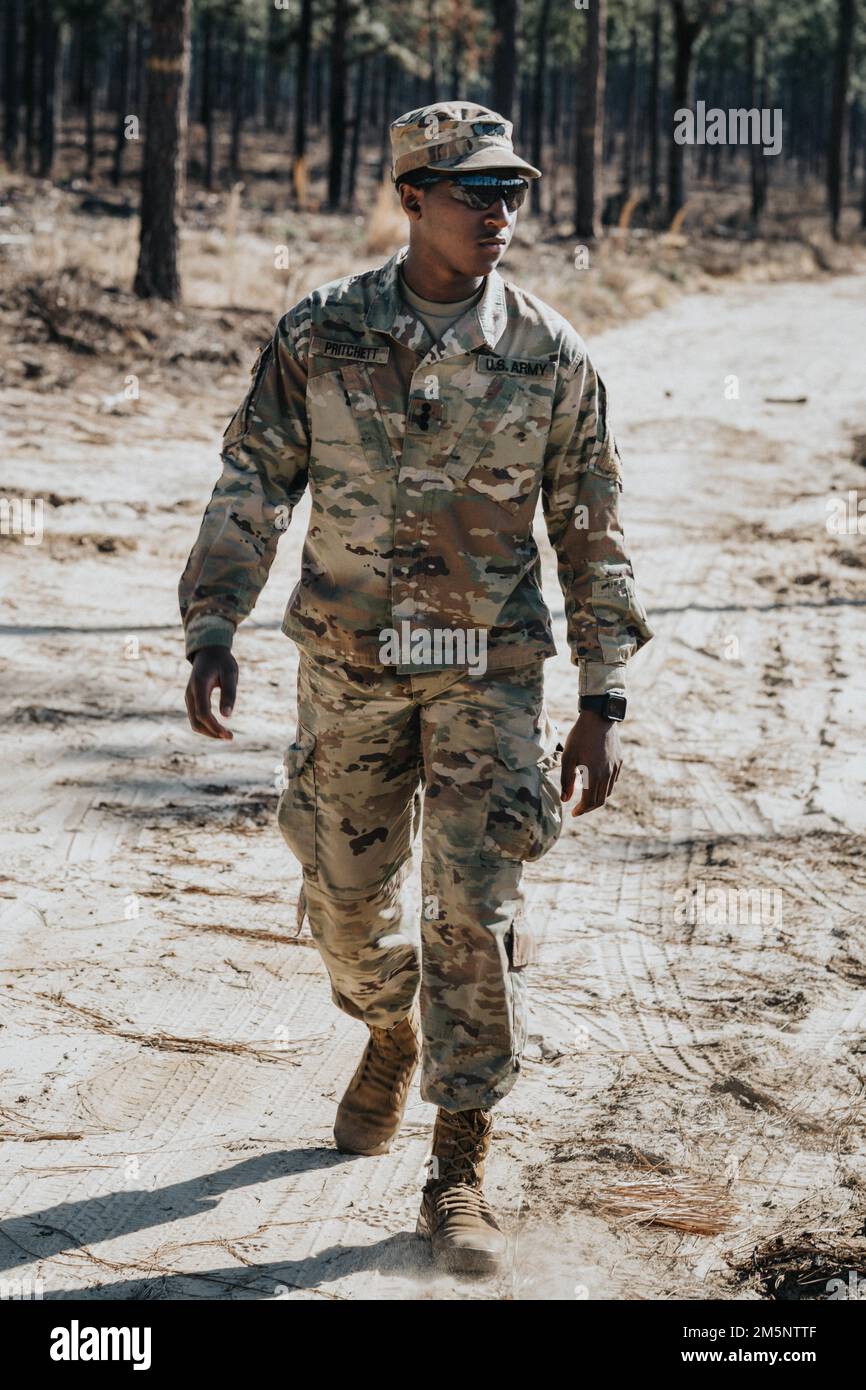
[1,159,863,364]
[594,1173,741,1234]
[366,173,406,254]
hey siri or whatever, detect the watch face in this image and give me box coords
[607,694,627,720]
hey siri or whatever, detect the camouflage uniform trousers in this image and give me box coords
[276,649,564,1113]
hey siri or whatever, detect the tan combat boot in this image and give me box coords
[416,1106,507,1275]
[333,998,421,1155]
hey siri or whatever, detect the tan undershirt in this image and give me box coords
[398,263,485,342]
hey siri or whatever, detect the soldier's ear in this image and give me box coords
[399,182,422,216]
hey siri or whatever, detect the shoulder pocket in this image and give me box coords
[223,341,274,446]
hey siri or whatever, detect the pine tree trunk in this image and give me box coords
[264,0,280,131]
[295,0,312,167]
[132,20,144,111]
[449,23,461,99]
[491,0,518,118]
[111,18,131,186]
[347,53,366,202]
[327,0,348,210]
[749,24,768,226]
[847,98,859,189]
[23,0,35,170]
[575,0,606,239]
[133,0,192,301]
[312,45,322,129]
[38,0,59,178]
[3,0,19,169]
[427,0,438,103]
[828,0,856,239]
[378,51,393,178]
[530,0,552,216]
[621,25,638,199]
[228,22,246,179]
[667,1,702,221]
[200,8,213,191]
[83,18,96,179]
[648,0,662,209]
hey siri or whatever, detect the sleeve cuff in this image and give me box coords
[184,616,236,662]
[578,661,627,696]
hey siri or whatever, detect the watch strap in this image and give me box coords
[580,692,627,721]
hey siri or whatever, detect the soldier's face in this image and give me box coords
[402,175,518,277]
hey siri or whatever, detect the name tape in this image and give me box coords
[310,334,390,364]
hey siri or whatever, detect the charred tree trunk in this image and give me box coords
[23,0,35,170]
[132,19,145,111]
[621,25,638,200]
[426,0,439,102]
[294,0,312,183]
[530,0,553,217]
[575,0,606,239]
[312,45,322,129]
[828,0,856,239]
[83,18,96,179]
[347,53,366,203]
[228,21,246,180]
[111,17,132,186]
[327,0,348,210]
[490,0,518,118]
[133,0,192,301]
[667,0,703,221]
[847,98,859,190]
[378,51,393,178]
[38,0,59,178]
[749,17,768,226]
[3,0,19,169]
[449,21,462,98]
[200,7,214,191]
[264,0,280,131]
[648,0,662,209]
[547,65,561,225]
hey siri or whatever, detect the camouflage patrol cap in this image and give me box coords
[390,101,542,185]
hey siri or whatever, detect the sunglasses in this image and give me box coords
[413,173,528,212]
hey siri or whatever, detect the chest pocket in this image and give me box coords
[444,373,552,515]
[307,364,395,474]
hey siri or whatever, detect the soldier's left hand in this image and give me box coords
[560,711,622,817]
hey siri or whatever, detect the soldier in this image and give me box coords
[180,101,654,1277]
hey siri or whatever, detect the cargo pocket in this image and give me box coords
[481,713,563,863]
[276,722,318,871]
[505,907,535,1066]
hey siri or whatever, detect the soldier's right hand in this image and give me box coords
[185,646,239,740]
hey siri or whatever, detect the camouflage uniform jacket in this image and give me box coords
[179,243,654,692]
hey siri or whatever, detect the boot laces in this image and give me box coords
[431,1182,496,1221]
[431,1111,492,1183]
[358,1018,415,1096]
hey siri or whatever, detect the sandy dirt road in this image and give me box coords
[1,270,864,1301]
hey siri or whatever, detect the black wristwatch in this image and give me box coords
[580,692,627,722]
